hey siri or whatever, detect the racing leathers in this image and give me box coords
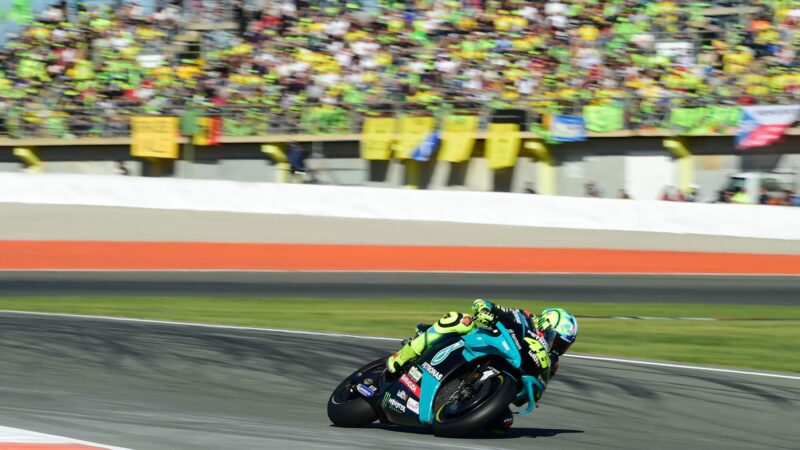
[386,299,558,402]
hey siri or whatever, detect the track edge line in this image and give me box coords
[1,310,798,381]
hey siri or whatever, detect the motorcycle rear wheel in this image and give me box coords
[431,365,518,437]
[327,358,384,427]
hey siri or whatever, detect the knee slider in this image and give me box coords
[437,311,463,328]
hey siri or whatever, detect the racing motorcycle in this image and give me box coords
[327,321,547,437]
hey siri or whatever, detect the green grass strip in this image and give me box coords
[1,296,798,373]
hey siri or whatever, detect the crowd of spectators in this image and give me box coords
[581,181,799,205]
[0,1,184,137]
[717,186,800,204]
[2,0,800,138]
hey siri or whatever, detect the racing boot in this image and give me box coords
[387,312,474,374]
[387,340,420,374]
[487,408,514,435]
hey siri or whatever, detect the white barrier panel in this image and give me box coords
[1,173,798,240]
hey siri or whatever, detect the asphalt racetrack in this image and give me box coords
[1,312,798,450]
[2,271,800,305]
[3,202,800,449]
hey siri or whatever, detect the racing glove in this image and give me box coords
[472,299,496,326]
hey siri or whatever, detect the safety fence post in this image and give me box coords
[261,144,290,183]
[663,137,694,194]
[524,140,555,195]
[13,147,43,173]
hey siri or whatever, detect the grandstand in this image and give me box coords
[1,0,798,138]
[0,0,798,203]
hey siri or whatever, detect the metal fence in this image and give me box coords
[2,95,799,139]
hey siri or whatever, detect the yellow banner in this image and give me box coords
[485,123,521,169]
[438,116,478,162]
[360,117,396,160]
[131,117,180,159]
[394,116,435,159]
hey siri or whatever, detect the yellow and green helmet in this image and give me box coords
[539,308,578,356]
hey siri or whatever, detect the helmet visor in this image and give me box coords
[551,334,573,356]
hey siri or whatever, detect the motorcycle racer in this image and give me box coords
[386,299,578,429]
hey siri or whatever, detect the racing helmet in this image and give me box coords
[539,308,578,356]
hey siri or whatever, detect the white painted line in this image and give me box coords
[0,425,129,449]
[0,310,398,342]
[2,310,799,381]
[564,354,800,381]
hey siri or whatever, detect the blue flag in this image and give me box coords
[550,115,587,143]
[411,131,441,162]
[735,109,758,149]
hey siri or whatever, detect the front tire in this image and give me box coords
[432,366,518,437]
[327,358,384,427]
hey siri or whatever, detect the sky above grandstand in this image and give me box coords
[0,0,159,44]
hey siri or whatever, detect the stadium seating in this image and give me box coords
[1,0,798,138]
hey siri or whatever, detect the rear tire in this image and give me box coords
[327,358,384,427]
[432,366,518,437]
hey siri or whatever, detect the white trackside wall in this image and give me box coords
[1,173,798,240]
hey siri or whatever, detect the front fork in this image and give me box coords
[514,375,545,415]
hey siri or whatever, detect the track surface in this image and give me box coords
[3,203,799,448]
[0,313,797,450]
[1,271,799,305]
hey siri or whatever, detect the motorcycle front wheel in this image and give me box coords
[431,364,518,437]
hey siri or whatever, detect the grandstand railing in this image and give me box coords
[1,95,799,140]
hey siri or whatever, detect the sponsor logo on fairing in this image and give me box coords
[421,361,443,381]
[356,384,375,398]
[397,389,408,401]
[408,366,423,382]
[387,397,406,413]
[431,341,464,365]
[509,332,522,350]
[406,398,420,414]
[399,374,421,397]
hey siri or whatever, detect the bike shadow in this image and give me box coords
[476,427,585,439]
[363,423,583,440]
